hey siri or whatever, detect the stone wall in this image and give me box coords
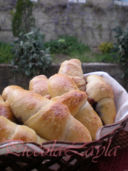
[0,0,128,47]
[0,63,125,94]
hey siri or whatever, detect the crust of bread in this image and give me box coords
[29,75,50,98]
[86,75,114,102]
[48,74,78,97]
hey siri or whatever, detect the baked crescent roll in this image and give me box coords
[52,90,87,116]
[28,73,105,139]
[2,86,92,143]
[29,75,50,99]
[29,59,85,96]
[48,74,78,97]
[28,73,102,139]
[86,75,116,124]
[0,116,46,144]
[29,73,78,98]
[0,96,14,120]
[2,85,50,122]
[52,90,103,140]
[58,59,86,91]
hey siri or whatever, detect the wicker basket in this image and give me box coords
[1,72,128,171]
[0,116,128,171]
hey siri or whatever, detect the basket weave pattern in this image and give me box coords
[0,117,128,171]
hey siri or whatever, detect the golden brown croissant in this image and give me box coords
[48,74,78,97]
[29,73,103,139]
[0,116,46,144]
[29,73,102,139]
[29,75,50,99]
[0,96,14,120]
[2,85,92,143]
[2,85,50,123]
[29,73,78,98]
[52,90,103,140]
[86,75,116,124]
[58,59,86,91]
[45,74,103,139]
[29,59,85,96]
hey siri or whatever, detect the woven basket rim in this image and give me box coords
[0,115,127,151]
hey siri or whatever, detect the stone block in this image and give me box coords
[0,11,12,30]
[39,0,68,6]
[87,0,112,8]
[0,31,14,42]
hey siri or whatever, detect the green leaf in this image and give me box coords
[12,28,52,77]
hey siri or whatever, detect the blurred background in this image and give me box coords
[0,0,128,91]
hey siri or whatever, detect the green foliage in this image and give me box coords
[52,50,119,64]
[114,26,128,87]
[71,52,119,63]
[94,52,119,63]
[0,42,13,63]
[12,0,35,37]
[49,35,119,64]
[44,35,90,55]
[99,42,114,53]
[12,29,52,77]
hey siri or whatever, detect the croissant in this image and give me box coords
[0,116,46,144]
[29,73,104,139]
[29,73,78,98]
[29,75,50,99]
[0,96,14,120]
[86,75,116,124]
[52,90,103,140]
[58,59,86,91]
[2,86,92,143]
[29,59,85,96]
[2,85,50,122]
[48,74,78,97]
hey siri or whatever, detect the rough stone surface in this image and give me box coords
[0,0,128,47]
[0,12,12,31]
[0,63,125,93]
[0,31,14,42]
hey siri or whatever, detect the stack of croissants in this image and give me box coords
[0,59,116,144]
